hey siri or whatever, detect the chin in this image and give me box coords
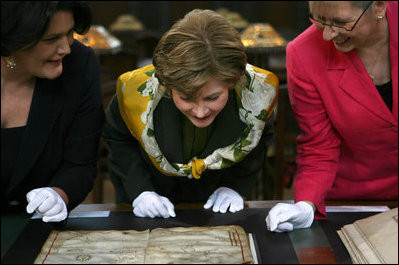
[44,69,63,80]
[333,42,354,53]
[191,119,213,128]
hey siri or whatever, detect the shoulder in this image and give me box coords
[62,40,98,71]
[118,64,155,84]
[246,64,279,89]
[387,1,398,42]
[58,40,102,102]
[287,25,330,60]
[117,64,156,95]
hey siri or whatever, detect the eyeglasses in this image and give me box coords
[309,1,372,32]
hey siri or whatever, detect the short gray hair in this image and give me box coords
[309,1,373,12]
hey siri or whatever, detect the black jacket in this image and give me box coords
[2,40,105,213]
[103,90,274,204]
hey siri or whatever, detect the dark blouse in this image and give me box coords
[375,80,392,111]
[1,126,26,203]
[182,116,215,163]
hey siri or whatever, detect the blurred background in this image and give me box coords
[82,1,311,204]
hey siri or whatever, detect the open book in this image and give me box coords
[34,225,254,264]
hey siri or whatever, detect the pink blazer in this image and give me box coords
[287,2,398,218]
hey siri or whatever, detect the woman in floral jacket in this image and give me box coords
[103,9,279,218]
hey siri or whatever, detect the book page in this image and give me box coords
[34,230,149,264]
[145,225,253,264]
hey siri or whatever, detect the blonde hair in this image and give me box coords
[153,9,247,98]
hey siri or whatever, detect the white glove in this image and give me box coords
[266,201,314,232]
[203,187,244,213]
[26,187,68,222]
[132,191,176,218]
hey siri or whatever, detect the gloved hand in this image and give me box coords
[26,187,68,222]
[266,201,314,232]
[203,187,244,213]
[132,191,176,218]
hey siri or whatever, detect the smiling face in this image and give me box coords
[309,1,377,53]
[172,79,230,128]
[13,10,75,80]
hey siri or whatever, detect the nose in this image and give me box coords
[322,25,339,41]
[56,36,71,55]
[192,103,209,118]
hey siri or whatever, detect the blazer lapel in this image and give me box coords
[154,97,184,163]
[328,43,397,126]
[7,78,64,195]
[387,0,398,122]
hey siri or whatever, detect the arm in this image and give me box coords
[47,47,105,210]
[102,94,155,203]
[219,111,275,198]
[286,43,341,218]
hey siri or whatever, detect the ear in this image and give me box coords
[372,1,387,17]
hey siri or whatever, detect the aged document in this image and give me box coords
[34,225,253,264]
[337,207,398,264]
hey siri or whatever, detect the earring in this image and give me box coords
[377,15,384,20]
[5,56,16,69]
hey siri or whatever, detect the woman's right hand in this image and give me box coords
[132,191,176,218]
[265,201,315,232]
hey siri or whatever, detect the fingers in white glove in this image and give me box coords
[43,210,68,223]
[275,222,294,233]
[132,191,175,218]
[26,187,67,223]
[266,203,291,232]
[160,197,176,218]
[203,193,216,209]
[203,187,243,213]
[26,189,47,214]
[266,201,314,233]
[229,198,243,213]
[214,196,230,213]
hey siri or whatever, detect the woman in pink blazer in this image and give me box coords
[267,1,398,232]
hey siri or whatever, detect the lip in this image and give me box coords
[47,59,62,65]
[193,115,211,121]
[334,37,350,46]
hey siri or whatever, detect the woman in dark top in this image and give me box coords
[1,0,104,228]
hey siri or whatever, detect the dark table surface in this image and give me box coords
[3,201,392,264]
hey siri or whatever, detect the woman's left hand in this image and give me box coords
[204,187,244,213]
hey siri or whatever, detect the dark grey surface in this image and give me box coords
[2,208,377,264]
[2,208,299,264]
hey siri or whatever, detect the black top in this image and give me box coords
[103,90,275,204]
[1,126,26,211]
[375,80,392,111]
[1,40,105,214]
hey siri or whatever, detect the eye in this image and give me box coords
[180,96,192,101]
[205,96,219,101]
[42,36,59,43]
[333,20,349,26]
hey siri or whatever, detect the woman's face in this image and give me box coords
[13,10,75,80]
[172,79,230,128]
[310,1,379,53]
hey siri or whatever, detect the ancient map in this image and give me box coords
[34,225,253,264]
